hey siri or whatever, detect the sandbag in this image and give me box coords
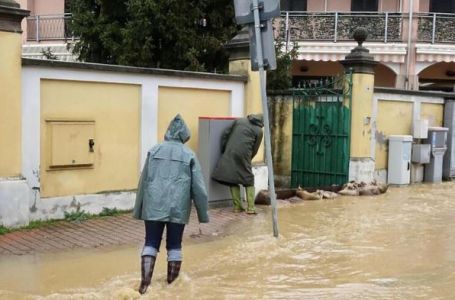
[296,189,322,200]
[321,190,339,199]
[255,190,271,205]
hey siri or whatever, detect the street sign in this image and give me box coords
[249,20,277,71]
[233,0,280,24]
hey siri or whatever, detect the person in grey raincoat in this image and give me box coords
[133,114,209,295]
[212,114,263,214]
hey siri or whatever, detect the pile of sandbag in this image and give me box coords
[255,180,388,204]
[338,180,388,196]
[295,187,338,200]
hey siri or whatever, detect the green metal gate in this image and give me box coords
[291,74,352,188]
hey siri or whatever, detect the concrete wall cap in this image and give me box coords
[22,58,248,83]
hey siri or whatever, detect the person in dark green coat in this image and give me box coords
[133,114,208,294]
[211,114,263,214]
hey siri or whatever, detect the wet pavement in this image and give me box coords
[1,182,455,299]
[0,207,240,256]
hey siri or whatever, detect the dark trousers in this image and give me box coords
[144,220,185,251]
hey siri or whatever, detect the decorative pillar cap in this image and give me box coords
[225,26,250,61]
[340,28,378,74]
[0,0,19,8]
[0,0,29,33]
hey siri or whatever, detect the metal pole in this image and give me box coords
[405,0,414,89]
[35,16,39,42]
[431,13,436,44]
[384,12,389,43]
[285,11,289,52]
[334,12,338,42]
[251,0,279,238]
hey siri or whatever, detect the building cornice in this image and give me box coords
[294,41,407,63]
[416,43,455,63]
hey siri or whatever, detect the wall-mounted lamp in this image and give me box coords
[300,66,309,73]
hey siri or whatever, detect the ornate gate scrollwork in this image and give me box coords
[291,73,352,188]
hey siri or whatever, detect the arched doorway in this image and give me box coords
[290,60,396,88]
[419,62,455,92]
[374,63,397,87]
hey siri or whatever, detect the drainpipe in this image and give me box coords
[324,0,328,12]
[405,0,414,89]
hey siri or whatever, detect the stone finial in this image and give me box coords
[225,26,250,61]
[0,0,29,33]
[340,27,377,74]
[0,0,20,8]
[353,27,368,47]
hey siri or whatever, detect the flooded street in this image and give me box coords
[1,182,455,299]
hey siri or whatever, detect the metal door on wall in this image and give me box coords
[291,73,352,188]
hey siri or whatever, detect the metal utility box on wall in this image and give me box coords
[198,117,237,205]
[413,119,429,139]
[46,120,95,169]
[387,135,413,185]
[443,100,455,178]
[412,144,431,164]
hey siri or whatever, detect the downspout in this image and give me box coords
[406,0,414,89]
[324,0,328,12]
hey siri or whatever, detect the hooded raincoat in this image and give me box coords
[133,114,209,224]
[211,114,264,186]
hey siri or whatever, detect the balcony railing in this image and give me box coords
[279,11,404,43]
[417,12,455,43]
[26,13,73,42]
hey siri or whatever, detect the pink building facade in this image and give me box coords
[279,0,455,91]
[15,0,455,91]
[18,0,73,61]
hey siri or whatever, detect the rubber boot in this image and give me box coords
[167,261,182,284]
[139,255,156,294]
[230,186,244,212]
[246,186,256,214]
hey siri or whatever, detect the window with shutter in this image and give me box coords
[430,0,455,13]
[281,0,307,11]
[351,0,378,11]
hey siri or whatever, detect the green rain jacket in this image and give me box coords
[133,114,209,224]
[211,114,264,186]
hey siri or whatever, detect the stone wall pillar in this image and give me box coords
[340,28,378,182]
[0,1,30,227]
[0,0,28,177]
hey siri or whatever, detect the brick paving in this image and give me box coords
[0,207,244,256]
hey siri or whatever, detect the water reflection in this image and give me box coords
[1,183,455,299]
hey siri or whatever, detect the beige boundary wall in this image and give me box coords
[0,58,269,227]
[373,88,446,182]
[268,87,450,187]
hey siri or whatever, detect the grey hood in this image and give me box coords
[164,114,191,143]
[248,114,264,128]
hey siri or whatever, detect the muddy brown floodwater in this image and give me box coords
[1,182,455,299]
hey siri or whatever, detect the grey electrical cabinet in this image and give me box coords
[198,117,237,206]
[424,127,448,183]
[443,100,455,179]
[387,135,413,185]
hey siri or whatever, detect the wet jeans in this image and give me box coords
[142,221,185,261]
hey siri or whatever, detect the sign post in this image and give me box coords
[233,0,280,238]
